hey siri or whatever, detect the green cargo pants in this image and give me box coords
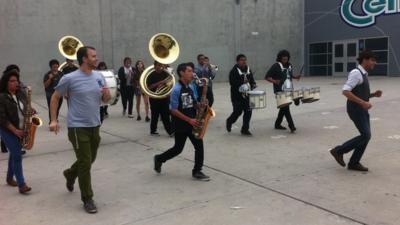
[65,127,101,202]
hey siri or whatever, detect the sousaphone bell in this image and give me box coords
[140,33,179,99]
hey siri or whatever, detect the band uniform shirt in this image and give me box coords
[265,62,293,93]
[170,81,198,132]
[194,64,216,87]
[229,64,256,102]
[147,70,170,104]
[55,69,106,128]
[62,64,78,76]
[343,65,370,110]
[43,71,63,97]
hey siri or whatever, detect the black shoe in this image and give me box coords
[192,171,210,181]
[226,120,232,132]
[150,132,160,136]
[122,110,126,116]
[145,116,150,122]
[329,147,345,167]
[21,150,26,155]
[63,170,74,192]
[275,125,287,130]
[348,163,368,172]
[83,199,98,214]
[1,149,7,153]
[290,127,297,133]
[241,130,252,136]
[137,116,142,121]
[169,132,175,137]
[294,99,300,106]
[154,156,162,173]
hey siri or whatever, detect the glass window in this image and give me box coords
[359,39,365,50]
[335,44,343,57]
[369,64,387,76]
[347,62,357,72]
[310,43,327,54]
[328,42,332,53]
[309,55,328,65]
[309,66,327,76]
[335,63,343,72]
[328,55,332,64]
[365,37,388,50]
[373,51,388,63]
[347,43,357,57]
[328,66,332,75]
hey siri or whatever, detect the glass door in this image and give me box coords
[333,40,358,76]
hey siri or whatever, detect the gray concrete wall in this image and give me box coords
[0,0,304,92]
[305,0,400,76]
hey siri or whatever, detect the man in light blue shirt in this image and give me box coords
[50,46,111,214]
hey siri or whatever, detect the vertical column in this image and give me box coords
[234,0,241,56]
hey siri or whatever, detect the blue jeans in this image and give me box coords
[336,107,371,165]
[0,128,25,187]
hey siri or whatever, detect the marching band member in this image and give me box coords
[50,46,111,213]
[0,69,31,194]
[147,61,173,136]
[43,59,63,125]
[265,50,300,133]
[153,63,210,181]
[226,54,256,136]
[330,50,382,172]
[118,57,135,118]
[194,54,216,107]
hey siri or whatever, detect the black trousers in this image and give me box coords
[1,139,6,152]
[336,107,371,165]
[122,86,135,115]
[46,93,63,123]
[275,105,295,129]
[226,100,252,132]
[149,98,172,134]
[157,131,204,173]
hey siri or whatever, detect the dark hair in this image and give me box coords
[97,61,107,70]
[4,64,20,73]
[236,54,246,62]
[0,69,20,93]
[77,46,96,66]
[357,49,376,64]
[123,57,131,64]
[49,59,60,68]
[177,63,190,77]
[135,60,144,69]
[153,60,162,66]
[197,54,205,60]
[187,62,195,69]
[276,50,291,62]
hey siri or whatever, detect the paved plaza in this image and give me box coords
[1,77,399,225]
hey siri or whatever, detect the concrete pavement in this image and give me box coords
[1,77,399,225]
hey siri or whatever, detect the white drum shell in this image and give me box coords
[97,70,119,106]
[276,91,292,108]
[247,90,266,109]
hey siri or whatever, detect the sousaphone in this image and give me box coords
[140,33,179,99]
[58,35,83,70]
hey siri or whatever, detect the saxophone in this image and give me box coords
[21,86,43,150]
[192,77,215,139]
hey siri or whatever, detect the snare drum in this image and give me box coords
[292,89,303,100]
[301,88,313,103]
[97,70,120,106]
[276,91,292,108]
[247,90,266,109]
[302,87,320,103]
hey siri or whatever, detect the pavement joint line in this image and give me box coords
[121,190,248,225]
[0,140,131,162]
[200,163,368,225]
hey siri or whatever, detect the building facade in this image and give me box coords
[305,0,400,76]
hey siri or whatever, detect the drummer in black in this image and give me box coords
[330,50,382,171]
[265,50,300,133]
[147,61,173,136]
[153,63,210,181]
[226,54,256,136]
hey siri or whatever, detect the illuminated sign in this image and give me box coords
[340,0,400,27]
